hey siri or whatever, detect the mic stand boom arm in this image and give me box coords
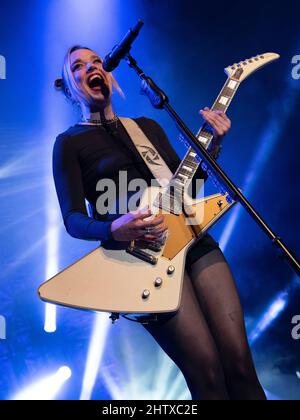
[125,53,300,277]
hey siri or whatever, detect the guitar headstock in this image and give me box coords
[224,53,280,82]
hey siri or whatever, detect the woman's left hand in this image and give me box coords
[199,107,231,142]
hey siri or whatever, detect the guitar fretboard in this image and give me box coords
[157,73,242,214]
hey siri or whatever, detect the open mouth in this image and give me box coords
[87,74,105,92]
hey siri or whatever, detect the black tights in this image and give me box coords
[142,249,266,400]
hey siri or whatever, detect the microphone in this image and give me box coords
[102,20,144,72]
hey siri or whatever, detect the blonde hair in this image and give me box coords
[55,45,124,104]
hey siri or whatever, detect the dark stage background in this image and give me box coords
[0,0,299,400]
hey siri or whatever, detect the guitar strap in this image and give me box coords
[120,118,173,187]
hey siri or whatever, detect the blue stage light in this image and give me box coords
[249,292,288,345]
[80,313,111,400]
[12,366,72,400]
[249,276,300,345]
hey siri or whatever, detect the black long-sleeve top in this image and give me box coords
[53,117,218,262]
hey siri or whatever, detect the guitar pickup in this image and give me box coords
[126,246,158,265]
[135,240,163,253]
[146,242,163,252]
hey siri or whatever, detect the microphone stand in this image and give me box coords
[125,53,300,277]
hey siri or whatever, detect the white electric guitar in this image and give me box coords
[38,53,279,318]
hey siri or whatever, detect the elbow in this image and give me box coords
[63,214,82,239]
[64,221,79,239]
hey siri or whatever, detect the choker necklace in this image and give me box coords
[79,114,119,126]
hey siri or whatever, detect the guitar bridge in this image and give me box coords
[126,246,158,265]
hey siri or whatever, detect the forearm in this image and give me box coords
[64,212,113,242]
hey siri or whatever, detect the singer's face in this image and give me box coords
[70,49,113,108]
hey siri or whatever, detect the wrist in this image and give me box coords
[209,139,223,160]
[211,144,222,160]
[103,221,114,241]
[110,221,116,241]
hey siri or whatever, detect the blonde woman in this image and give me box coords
[53,45,266,400]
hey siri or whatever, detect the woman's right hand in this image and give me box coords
[111,207,168,242]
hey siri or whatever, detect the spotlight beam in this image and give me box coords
[12,366,72,400]
[80,313,111,400]
[249,275,300,345]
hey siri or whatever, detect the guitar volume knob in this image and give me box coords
[142,289,150,300]
[167,265,175,275]
[154,277,163,288]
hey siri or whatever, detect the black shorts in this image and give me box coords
[185,233,219,275]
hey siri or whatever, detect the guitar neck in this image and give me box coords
[172,75,241,186]
[157,52,280,212]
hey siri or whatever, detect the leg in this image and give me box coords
[189,249,266,400]
[142,270,229,400]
